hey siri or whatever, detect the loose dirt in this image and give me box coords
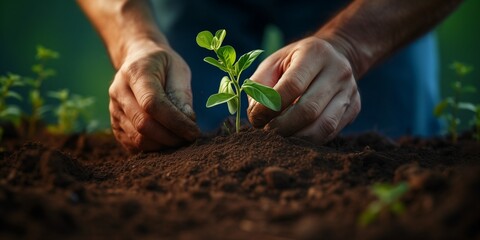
[1,128,479,239]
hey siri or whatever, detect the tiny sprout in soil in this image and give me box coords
[25,45,59,137]
[0,45,98,144]
[196,29,281,133]
[0,73,24,141]
[48,89,95,134]
[358,182,409,226]
[434,62,477,143]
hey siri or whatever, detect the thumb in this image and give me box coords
[247,57,282,128]
[165,59,196,121]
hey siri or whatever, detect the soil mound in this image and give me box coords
[1,129,479,239]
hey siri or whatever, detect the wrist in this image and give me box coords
[314,29,370,80]
[113,34,170,69]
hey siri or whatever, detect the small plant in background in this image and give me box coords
[358,182,409,226]
[24,45,59,137]
[196,29,281,133]
[434,62,476,143]
[47,89,96,134]
[0,73,24,141]
[0,45,99,140]
[456,103,480,141]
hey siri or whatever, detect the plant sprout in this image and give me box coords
[25,45,59,137]
[456,103,480,141]
[358,182,409,226]
[196,29,281,133]
[48,89,95,134]
[434,62,475,143]
[0,73,24,141]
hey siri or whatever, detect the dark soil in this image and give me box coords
[1,128,479,239]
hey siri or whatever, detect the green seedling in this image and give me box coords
[455,103,480,141]
[434,62,475,143]
[358,182,409,226]
[25,45,59,137]
[196,29,281,132]
[48,89,95,134]
[0,73,24,141]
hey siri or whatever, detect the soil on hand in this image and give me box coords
[1,128,479,239]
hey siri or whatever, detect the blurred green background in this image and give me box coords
[1,0,479,132]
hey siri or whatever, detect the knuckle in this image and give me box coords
[308,37,332,56]
[319,115,338,135]
[351,96,362,115]
[139,92,160,114]
[131,131,146,148]
[284,72,306,97]
[131,111,149,133]
[108,81,120,99]
[297,101,322,123]
[337,61,354,80]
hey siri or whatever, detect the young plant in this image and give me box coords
[358,182,409,226]
[48,89,95,134]
[25,45,59,136]
[196,29,281,132]
[0,73,24,141]
[434,62,475,143]
[456,103,480,141]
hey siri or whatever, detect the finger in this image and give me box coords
[111,112,166,152]
[294,89,360,144]
[110,81,186,147]
[265,67,346,136]
[128,73,200,141]
[165,55,196,121]
[323,91,361,142]
[248,40,327,128]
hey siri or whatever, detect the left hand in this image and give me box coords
[247,36,361,144]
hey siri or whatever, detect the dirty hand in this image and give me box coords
[247,37,361,144]
[109,40,200,152]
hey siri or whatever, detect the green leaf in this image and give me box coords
[218,76,238,114]
[434,99,449,117]
[38,105,52,117]
[211,37,219,50]
[450,61,473,76]
[227,96,238,115]
[36,45,59,60]
[196,31,214,50]
[371,182,408,204]
[6,91,22,101]
[390,202,406,214]
[6,73,23,86]
[206,93,236,108]
[0,105,22,118]
[204,57,228,72]
[215,29,226,48]
[48,89,69,101]
[358,202,382,226]
[218,76,231,93]
[217,45,236,67]
[235,50,263,75]
[458,102,477,112]
[242,79,281,111]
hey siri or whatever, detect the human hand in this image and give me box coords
[109,40,200,152]
[247,37,361,144]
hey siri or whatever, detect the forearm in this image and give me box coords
[316,0,463,79]
[77,0,167,69]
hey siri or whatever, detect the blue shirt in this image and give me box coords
[152,0,441,138]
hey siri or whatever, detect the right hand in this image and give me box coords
[108,40,200,152]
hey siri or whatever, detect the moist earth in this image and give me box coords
[0,128,479,239]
